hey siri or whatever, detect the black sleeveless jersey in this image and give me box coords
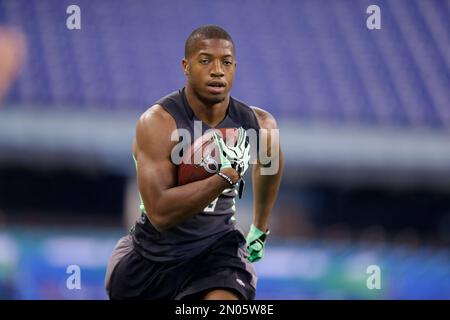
[131,88,260,262]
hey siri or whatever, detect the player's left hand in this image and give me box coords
[246,224,270,263]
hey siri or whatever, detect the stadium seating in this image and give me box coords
[0,0,448,129]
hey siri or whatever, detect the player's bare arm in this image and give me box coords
[251,107,284,233]
[133,104,240,231]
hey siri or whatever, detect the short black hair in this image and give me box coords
[184,25,235,58]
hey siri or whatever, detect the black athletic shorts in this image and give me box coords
[105,230,257,300]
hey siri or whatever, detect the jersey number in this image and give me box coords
[203,188,235,214]
[203,197,218,213]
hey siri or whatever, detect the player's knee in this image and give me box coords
[203,289,240,300]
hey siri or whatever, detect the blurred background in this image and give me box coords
[0,0,449,299]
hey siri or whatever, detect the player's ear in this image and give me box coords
[182,58,190,75]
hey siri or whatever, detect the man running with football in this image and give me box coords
[106,25,284,300]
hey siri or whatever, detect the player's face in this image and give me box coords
[183,39,236,105]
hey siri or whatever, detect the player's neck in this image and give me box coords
[185,86,230,128]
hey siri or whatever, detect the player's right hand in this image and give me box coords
[212,127,251,178]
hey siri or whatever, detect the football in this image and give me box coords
[177,127,240,185]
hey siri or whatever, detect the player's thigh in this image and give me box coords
[177,231,257,300]
[108,246,187,299]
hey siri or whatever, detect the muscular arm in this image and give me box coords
[251,107,284,232]
[134,105,239,232]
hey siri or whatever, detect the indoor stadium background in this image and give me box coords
[0,0,449,299]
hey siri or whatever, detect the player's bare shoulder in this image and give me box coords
[133,104,177,159]
[251,106,281,167]
[250,106,278,130]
